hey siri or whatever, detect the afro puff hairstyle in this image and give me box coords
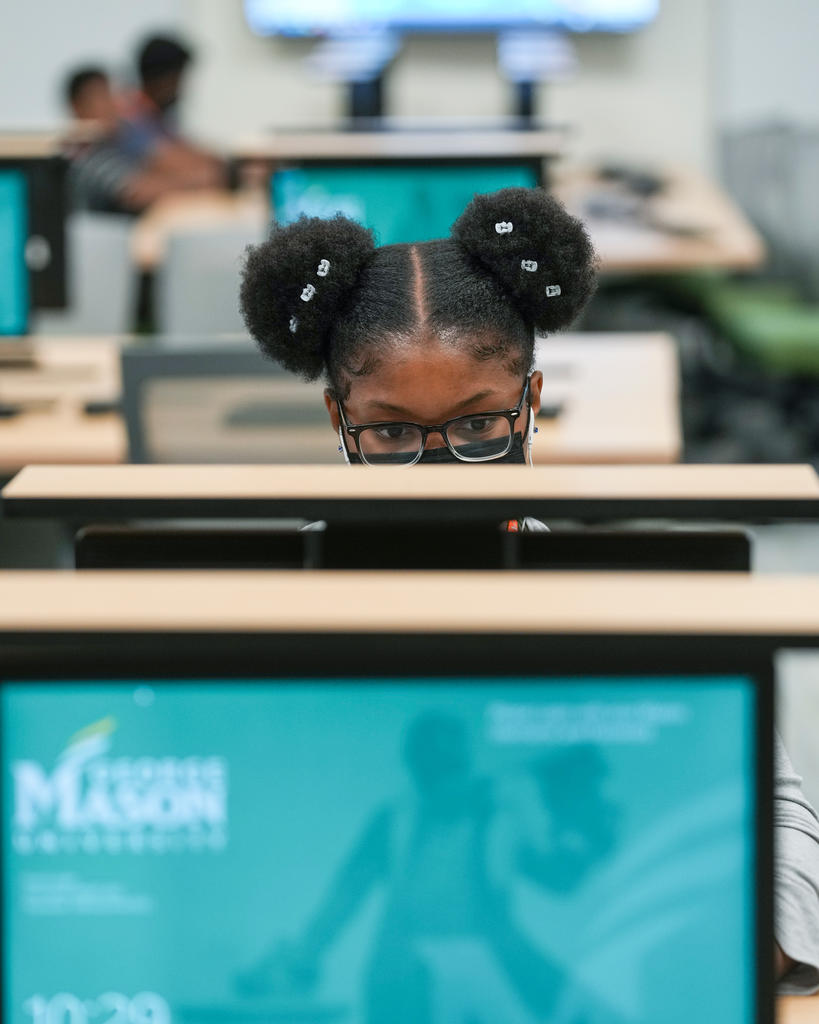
[240,187,598,396]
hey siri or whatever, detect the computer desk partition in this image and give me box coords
[2,572,819,1022]
[4,464,819,524]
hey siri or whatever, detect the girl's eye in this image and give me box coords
[374,424,413,442]
[462,417,494,435]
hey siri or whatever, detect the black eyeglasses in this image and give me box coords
[338,380,530,466]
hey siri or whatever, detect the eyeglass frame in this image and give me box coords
[337,378,532,466]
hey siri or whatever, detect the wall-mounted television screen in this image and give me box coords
[245,0,660,36]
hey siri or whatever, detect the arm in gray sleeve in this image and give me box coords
[774,731,819,994]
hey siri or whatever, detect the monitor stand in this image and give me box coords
[498,30,577,125]
[303,31,401,126]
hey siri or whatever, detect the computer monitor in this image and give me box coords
[1,628,771,1024]
[272,160,542,246]
[0,157,68,319]
[0,169,29,335]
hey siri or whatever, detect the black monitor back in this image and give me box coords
[75,524,752,572]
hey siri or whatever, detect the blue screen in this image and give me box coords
[246,0,660,35]
[3,675,755,1024]
[273,163,539,245]
[0,170,28,336]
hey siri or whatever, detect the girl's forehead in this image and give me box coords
[344,339,523,421]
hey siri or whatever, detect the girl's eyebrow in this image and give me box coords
[365,390,501,419]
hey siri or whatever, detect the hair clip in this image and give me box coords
[317,259,330,277]
[289,316,298,333]
[495,222,514,235]
[521,259,538,272]
[301,284,316,302]
[546,284,562,297]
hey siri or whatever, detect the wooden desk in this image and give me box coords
[131,189,268,271]
[233,127,566,163]
[780,995,819,1022]
[536,332,680,463]
[553,165,766,274]
[0,338,126,474]
[4,464,818,524]
[1,570,819,636]
[0,132,62,159]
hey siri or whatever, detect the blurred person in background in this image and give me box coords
[63,58,223,215]
[121,34,226,190]
[64,65,181,213]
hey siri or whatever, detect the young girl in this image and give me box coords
[240,186,819,992]
[239,186,597,470]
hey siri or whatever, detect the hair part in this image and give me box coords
[240,187,597,401]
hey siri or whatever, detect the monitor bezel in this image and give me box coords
[0,628,775,1024]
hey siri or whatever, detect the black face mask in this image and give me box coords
[347,432,528,465]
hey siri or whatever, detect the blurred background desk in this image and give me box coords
[781,995,819,1022]
[536,332,680,463]
[234,126,567,163]
[553,165,767,274]
[0,337,125,474]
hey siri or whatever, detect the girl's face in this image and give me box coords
[323,335,543,462]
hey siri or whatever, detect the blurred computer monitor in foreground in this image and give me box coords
[3,623,767,1024]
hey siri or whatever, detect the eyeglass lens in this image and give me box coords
[356,415,513,465]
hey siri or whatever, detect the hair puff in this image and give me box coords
[451,187,598,333]
[240,215,375,380]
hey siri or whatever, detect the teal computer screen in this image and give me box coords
[0,170,28,335]
[272,163,540,245]
[3,676,756,1024]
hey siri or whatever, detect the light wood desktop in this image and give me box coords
[233,127,566,163]
[536,332,680,463]
[0,332,679,471]
[3,570,819,637]
[0,338,126,475]
[780,995,819,1022]
[4,464,819,524]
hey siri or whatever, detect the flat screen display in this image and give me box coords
[0,169,28,335]
[272,163,540,246]
[245,0,660,35]
[3,675,755,1024]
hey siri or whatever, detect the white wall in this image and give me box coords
[715,0,819,129]
[0,0,182,127]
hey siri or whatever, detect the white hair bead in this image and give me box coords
[521,259,538,272]
[301,284,316,302]
[289,316,298,333]
[317,259,330,277]
[495,221,513,234]
[546,284,562,297]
